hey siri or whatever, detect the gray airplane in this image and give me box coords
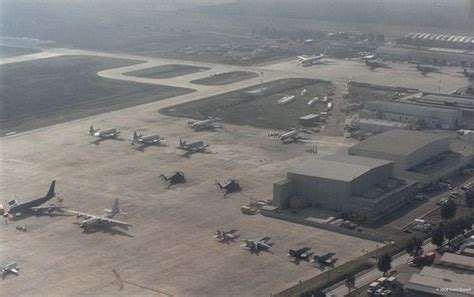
[365,59,387,69]
[241,236,272,252]
[463,68,474,80]
[214,229,239,242]
[288,247,313,263]
[89,125,120,139]
[1,262,19,278]
[278,129,306,144]
[177,139,210,156]
[188,117,222,131]
[415,63,440,74]
[7,181,64,217]
[68,199,131,232]
[129,131,164,147]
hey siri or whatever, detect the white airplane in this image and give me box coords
[188,117,222,131]
[1,262,19,277]
[297,54,324,66]
[129,131,164,146]
[89,126,120,139]
[214,229,239,242]
[279,129,305,144]
[241,237,272,252]
[68,199,131,232]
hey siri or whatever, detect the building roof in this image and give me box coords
[349,130,449,157]
[288,154,392,182]
[365,100,462,117]
[438,253,474,271]
[406,267,474,297]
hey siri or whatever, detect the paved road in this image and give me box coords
[325,243,435,296]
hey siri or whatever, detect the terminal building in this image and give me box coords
[273,130,473,220]
[360,100,462,130]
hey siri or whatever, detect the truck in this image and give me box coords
[409,252,436,267]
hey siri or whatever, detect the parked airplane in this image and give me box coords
[1,262,19,277]
[279,129,305,144]
[297,54,324,67]
[188,117,222,131]
[177,139,209,156]
[214,229,239,242]
[129,131,164,147]
[415,63,440,74]
[241,237,272,252]
[89,126,120,139]
[463,68,474,80]
[312,252,337,266]
[68,199,131,232]
[288,247,313,262]
[365,59,387,69]
[7,181,62,217]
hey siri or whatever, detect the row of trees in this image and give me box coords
[431,216,474,248]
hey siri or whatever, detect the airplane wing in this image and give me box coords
[296,247,311,254]
[30,205,66,211]
[99,217,131,227]
[67,210,96,219]
[259,242,272,249]
[9,268,19,275]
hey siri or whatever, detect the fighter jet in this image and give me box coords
[68,199,131,232]
[188,117,222,131]
[241,237,272,253]
[177,139,210,157]
[288,247,313,262]
[159,172,186,188]
[1,262,19,278]
[216,180,241,196]
[89,125,120,139]
[463,68,474,80]
[129,131,164,148]
[7,181,63,217]
[278,129,305,144]
[214,229,239,242]
[312,252,337,266]
[297,54,325,67]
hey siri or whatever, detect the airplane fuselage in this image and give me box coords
[94,128,119,137]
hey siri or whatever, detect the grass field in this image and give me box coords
[161,78,333,130]
[0,56,194,135]
[0,45,40,58]
[190,71,259,85]
[124,64,210,79]
[347,82,417,103]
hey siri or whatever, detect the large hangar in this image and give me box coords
[348,130,450,174]
[273,154,417,221]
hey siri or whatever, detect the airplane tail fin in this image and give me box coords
[464,68,468,75]
[106,198,123,218]
[47,180,56,198]
[89,126,95,135]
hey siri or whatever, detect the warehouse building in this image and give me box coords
[273,153,417,221]
[350,118,411,134]
[405,93,474,118]
[360,100,462,130]
[376,46,474,67]
[273,130,473,219]
[349,130,473,183]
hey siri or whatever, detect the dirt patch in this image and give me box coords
[191,71,258,85]
[124,64,210,79]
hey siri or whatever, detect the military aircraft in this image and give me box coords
[216,180,241,196]
[463,68,474,80]
[297,54,325,67]
[7,181,63,217]
[278,129,305,144]
[1,262,19,278]
[159,172,186,188]
[288,247,313,262]
[177,139,210,157]
[364,59,388,69]
[312,252,337,266]
[89,126,120,139]
[129,131,164,148]
[214,229,239,242]
[188,117,222,131]
[241,237,272,253]
[68,199,131,232]
[414,63,441,74]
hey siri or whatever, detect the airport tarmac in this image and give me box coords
[0,46,471,296]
